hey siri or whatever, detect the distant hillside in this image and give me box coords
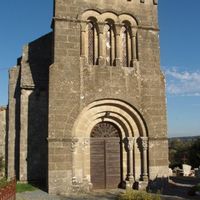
[169,136,200,142]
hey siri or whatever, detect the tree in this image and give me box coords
[189,139,200,168]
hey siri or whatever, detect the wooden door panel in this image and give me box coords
[105,139,121,189]
[91,137,121,189]
[90,139,105,189]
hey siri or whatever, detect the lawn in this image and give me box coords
[16,183,37,193]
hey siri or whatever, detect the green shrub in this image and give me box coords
[119,189,161,200]
[0,177,8,188]
[0,156,5,177]
[194,183,200,192]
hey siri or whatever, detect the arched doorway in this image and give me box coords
[90,122,122,189]
[72,99,148,190]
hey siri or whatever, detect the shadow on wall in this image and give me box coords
[14,67,21,181]
[27,90,48,191]
[26,32,53,191]
[5,32,53,191]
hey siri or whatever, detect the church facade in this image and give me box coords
[2,0,168,195]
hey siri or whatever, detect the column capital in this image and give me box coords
[98,23,105,34]
[115,25,122,36]
[80,22,87,32]
[127,137,135,151]
[82,138,90,149]
[141,137,148,150]
[71,137,79,152]
[131,28,137,37]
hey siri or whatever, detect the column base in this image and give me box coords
[130,59,138,67]
[80,56,87,66]
[142,175,149,182]
[97,57,105,66]
[71,177,93,193]
[134,181,148,191]
[125,176,135,189]
[114,58,121,66]
[82,177,93,192]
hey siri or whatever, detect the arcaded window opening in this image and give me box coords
[122,26,130,67]
[88,22,95,65]
[82,11,139,67]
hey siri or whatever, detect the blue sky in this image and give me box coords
[0,1,200,137]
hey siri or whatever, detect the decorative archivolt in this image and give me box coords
[72,99,148,139]
[80,10,139,67]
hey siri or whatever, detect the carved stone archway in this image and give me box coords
[71,99,148,190]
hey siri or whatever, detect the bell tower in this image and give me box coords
[48,0,168,194]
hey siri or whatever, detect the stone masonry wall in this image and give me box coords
[18,33,52,185]
[7,33,52,186]
[0,107,6,176]
[19,33,52,185]
[7,66,20,179]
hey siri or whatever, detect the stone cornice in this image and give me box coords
[149,137,168,141]
[47,137,75,142]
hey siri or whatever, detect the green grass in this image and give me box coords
[16,183,37,193]
[119,189,161,200]
[1,178,37,193]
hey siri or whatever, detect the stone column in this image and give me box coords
[7,68,20,179]
[19,89,32,182]
[127,137,135,182]
[80,23,87,59]
[131,28,137,66]
[82,138,90,180]
[81,138,92,191]
[97,24,105,65]
[141,137,148,181]
[114,26,121,66]
[71,137,79,184]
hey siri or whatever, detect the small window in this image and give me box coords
[121,25,131,67]
[88,22,95,65]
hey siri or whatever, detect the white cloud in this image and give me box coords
[163,67,200,96]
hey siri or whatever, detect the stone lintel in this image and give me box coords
[53,17,160,32]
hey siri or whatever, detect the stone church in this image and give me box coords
[0,0,169,195]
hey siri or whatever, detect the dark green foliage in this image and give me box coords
[189,139,200,168]
[169,139,193,168]
[119,189,161,200]
[0,156,4,177]
[169,138,200,168]
[0,156,3,170]
[0,177,8,188]
[188,183,200,196]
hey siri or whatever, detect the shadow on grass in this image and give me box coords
[162,177,200,200]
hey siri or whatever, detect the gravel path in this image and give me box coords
[16,190,120,200]
[16,189,196,200]
[16,177,200,200]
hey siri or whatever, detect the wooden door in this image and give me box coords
[90,122,121,189]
